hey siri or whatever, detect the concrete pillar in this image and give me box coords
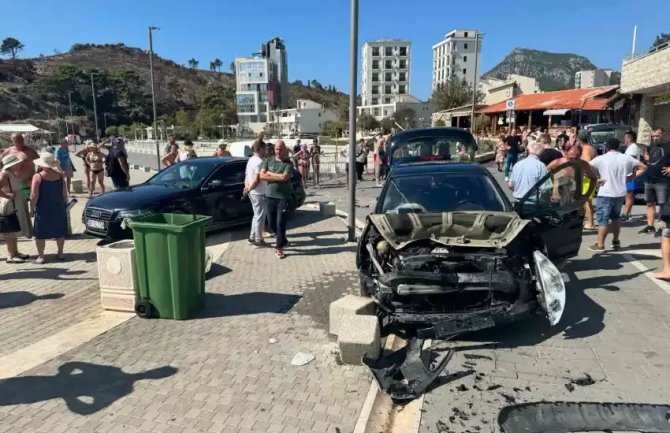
[638,96,654,145]
[528,111,533,129]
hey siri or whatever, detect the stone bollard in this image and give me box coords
[319,202,336,217]
[143,166,151,172]
[71,179,84,194]
[329,294,375,336]
[132,164,140,170]
[338,315,381,366]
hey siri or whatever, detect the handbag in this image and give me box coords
[0,182,21,234]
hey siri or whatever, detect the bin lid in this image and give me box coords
[127,213,212,233]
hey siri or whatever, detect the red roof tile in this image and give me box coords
[478,85,618,114]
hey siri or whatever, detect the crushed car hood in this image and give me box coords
[367,211,530,249]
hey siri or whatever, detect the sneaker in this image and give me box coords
[247,238,255,245]
[655,228,663,238]
[639,225,656,234]
[504,176,509,182]
[620,214,631,222]
[254,240,268,249]
[612,240,621,251]
[275,248,285,259]
[588,243,605,252]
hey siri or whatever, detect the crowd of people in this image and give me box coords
[506,124,670,280]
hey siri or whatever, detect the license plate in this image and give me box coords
[86,219,105,230]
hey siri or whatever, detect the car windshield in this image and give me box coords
[390,132,476,163]
[590,129,627,144]
[146,160,216,188]
[380,172,511,214]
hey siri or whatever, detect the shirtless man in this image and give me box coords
[1,133,39,201]
[579,131,598,230]
[310,138,324,187]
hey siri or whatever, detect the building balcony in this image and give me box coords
[621,42,670,95]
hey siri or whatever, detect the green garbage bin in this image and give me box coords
[127,213,212,320]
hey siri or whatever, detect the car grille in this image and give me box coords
[85,207,114,221]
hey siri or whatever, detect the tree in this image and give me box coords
[209,61,216,72]
[431,79,479,111]
[392,108,416,130]
[322,120,343,138]
[358,112,380,131]
[188,58,199,70]
[1,37,24,59]
[653,33,670,48]
[434,119,446,127]
[105,126,119,136]
[472,114,489,134]
[213,58,223,73]
[380,117,394,134]
[166,77,183,104]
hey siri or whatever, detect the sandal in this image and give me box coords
[16,253,30,260]
[6,257,25,264]
[33,257,45,265]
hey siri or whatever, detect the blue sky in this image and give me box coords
[4,0,669,99]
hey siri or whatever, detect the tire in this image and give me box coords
[135,300,155,319]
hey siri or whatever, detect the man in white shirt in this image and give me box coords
[244,140,268,247]
[622,130,643,220]
[589,138,647,252]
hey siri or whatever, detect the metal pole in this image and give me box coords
[469,32,480,161]
[347,0,359,242]
[149,26,161,169]
[632,25,637,56]
[68,90,74,136]
[90,73,100,142]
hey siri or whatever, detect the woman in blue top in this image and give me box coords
[54,139,73,194]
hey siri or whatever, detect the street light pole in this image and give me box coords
[90,73,100,142]
[148,26,161,170]
[347,0,359,242]
[469,32,481,161]
[67,90,74,137]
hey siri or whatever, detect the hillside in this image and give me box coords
[0,43,348,137]
[483,48,620,91]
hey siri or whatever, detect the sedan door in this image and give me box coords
[198,161,250,227]
[515,160,595,263]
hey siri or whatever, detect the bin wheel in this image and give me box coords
[135,300,154,319]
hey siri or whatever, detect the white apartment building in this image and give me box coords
[269,100,339,136]
[575,69,614,89]
[432,29,482,91]
[357,95,433,128]
[479,74,540,104]
[361,39,411,106]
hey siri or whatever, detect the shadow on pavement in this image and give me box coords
[0,362,177,415]
[288,245,354,256]
[206,263,232,279]
[197,291,301,319]
[0,292,64,309]
[0,268,90,282]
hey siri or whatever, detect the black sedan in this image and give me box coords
[83,157,306,240]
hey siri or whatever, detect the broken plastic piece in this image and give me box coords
[362,337,452,401]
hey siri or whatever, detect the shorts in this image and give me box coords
[582,177,596,199]
[595,196,625,226]
[644,182,669,204]
[626,180,636,192]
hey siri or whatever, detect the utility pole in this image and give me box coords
[149,26,161,169]
[90,73,100,142]
[469,32,481,161]
[347,0,359,242]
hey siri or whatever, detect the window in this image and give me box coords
[372,47,379,56]
[399,60,406,69]
[463,55,467,62]
[385,47,393,56]
[372,60,379,69]
[372,73,379,82]
[464,31,469,38]
[210,162,246,185]
[384,85,392,94]
[372,85,379,95]
[399,85,406,94]
[464,43,468,49]
[399,47,407,56]
[385,60,393,69]
[385,72,392,81]
[373,107,380,116]
[384,98,391,104]
[399,72,406,81]
[372,98,378,105]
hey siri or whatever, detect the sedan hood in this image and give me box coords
[87,184,190,210]
[367,211,529,250]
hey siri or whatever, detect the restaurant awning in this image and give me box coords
[543,109,570,116]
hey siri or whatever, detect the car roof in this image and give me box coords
[390,161,489,176]
[391,127,474,141]
[176,156,248,167]
[588,124,633,132]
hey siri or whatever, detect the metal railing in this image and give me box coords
[625,40,670,64]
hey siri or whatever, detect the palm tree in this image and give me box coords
[188,58,199,70]
[213,58,223,74]
[209,61,216,72]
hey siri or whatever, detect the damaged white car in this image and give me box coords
[356,128,595,400]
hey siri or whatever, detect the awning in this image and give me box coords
[0,124,40,133]
[543,109,569,116]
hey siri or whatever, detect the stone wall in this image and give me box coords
[621,46,670,94]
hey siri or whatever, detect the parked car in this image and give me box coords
[83,157,306,240]
[584,124,632,155]
[386,127,476,169]
[357,156,593,400]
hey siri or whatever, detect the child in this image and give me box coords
[495,134,507,172]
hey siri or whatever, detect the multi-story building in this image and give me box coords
[235,37,289,134]
[269,100,339,136]
[361,39,411,106]
[357,95,433,128]
[432,29,482,91]
[479,74,540,104]
[575,69,614,89]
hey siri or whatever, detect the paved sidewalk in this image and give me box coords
[0,208,371,433]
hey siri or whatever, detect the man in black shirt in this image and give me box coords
[504,127,521,181]
[640,128,670,235]
[537,134,562,166]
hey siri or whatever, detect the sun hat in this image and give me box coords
[217,139,228,146]
[1,154,23,171]
[34,152,60,169]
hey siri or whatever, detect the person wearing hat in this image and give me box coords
[55,138,74,194]
[178,140,197,162]
[30,152,68,263]
[213,139,232,157]
[0,154,33,263]
[1,133,39,204]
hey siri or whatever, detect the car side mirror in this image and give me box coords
[205,179,223,190]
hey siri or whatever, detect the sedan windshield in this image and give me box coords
[380,173,511,214]
[590,129,627,144]
[146,160,217,188]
